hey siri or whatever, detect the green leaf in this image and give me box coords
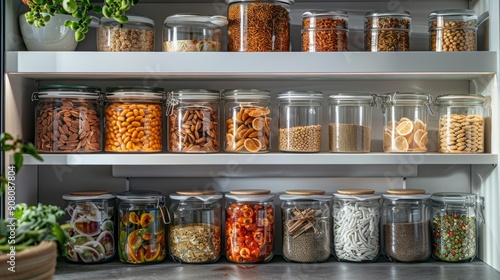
[75,30,85,42]
[1,145,14,151]
[14,152,23,172]
[24,143,43,162]
[92,6,102,14]
[34,0,45,4]
[102,6,111,18]
[0,133,13,143]
[70,21,79,30]
[115,15,128,24]
[62,0,78,14]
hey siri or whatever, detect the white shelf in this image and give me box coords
[6,51,496,80]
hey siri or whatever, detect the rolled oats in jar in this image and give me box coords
[223,89,272,153]
[435,94,485,153]
[167,89,220,153]
[302,10,349,52]
[33,85,103,153]
[97,16,155,51]
[429,9,477,52]
[104,86,165,152]
[364,11,411,52]
[226,0,293,52]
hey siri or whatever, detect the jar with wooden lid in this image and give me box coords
[117,190,170,264]
[435,94,485,153]
[364,11,411,51]
[62,191,116,263]
[166,89,220,153]
[104,86,165,152]
[280,189,331,263]
[226,0,293,52]
[301,10,349,52]
[33,85,103,153]
[223,89,272,153]
[333,189,381,262]
[429,9,477,52]
[169,190,222,263]
[382,189,431,262]
[225,189,275,263]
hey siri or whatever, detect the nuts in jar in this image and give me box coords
[97,16,155,52]
[429,9,477,52]
[301,10,348,52]
[364,11,411,52]
[104,87,164,152]
[33,85,102,153]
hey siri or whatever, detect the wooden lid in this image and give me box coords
[229,189,271,195]
[176,190,217,196]
[285,189,325,195]
[386,189,426,195]
[337,189,375,195]
[70,191,110,196]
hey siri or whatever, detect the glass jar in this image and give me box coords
[302,10,349,52]
[33,85,103,153]
[435,95,485,153]
[280,189,331,263]
[63,191,116,263]
[223,89,272,153]
[226,0,293,52]
[431,192,480,262]
[225,189,275,263]
[379,92,433,153]
[104,86,165,152]
[97,16,155,52]
[277,91,323,152]
[429,9,477,52]
[169,190,223,263]
[162,14,227,52]
[382,189,431,262]
[117,190,170,264]
[166,89,220,153]
[328,93,376,152]
[364,11,411,51]
[333,189,381,262]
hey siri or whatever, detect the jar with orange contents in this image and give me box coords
[379,92,434,153]
[302,10,349,52]
[225,189,275,263]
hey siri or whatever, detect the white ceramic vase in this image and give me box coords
[19,13,78,51]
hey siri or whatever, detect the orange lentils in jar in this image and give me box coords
[302,10,349,52]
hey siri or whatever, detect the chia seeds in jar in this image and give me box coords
[169,190,222,263]
[364,11,411,51]
[63,191,116,263]
[97,16,155,52]
[301,10,349,52]
[382,189,431,262]
[277,91,323,152]
[333,189,381,262]
[225,189,275,263]
[328,93,375,152]
[33,85,103,153]
[280,190,331,263]
[167,89,220,153]
[431,192,481,262]
[429,9,477,52]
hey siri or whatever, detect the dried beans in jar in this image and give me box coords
[428,9,477,52]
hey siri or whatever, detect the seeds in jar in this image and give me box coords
[169,107,219,152]
[279,125,321,152]
[35,101,101,152]
[430,21,476,51]
[384,221,431,262]
[170,223,221,263]
[384,118,428,152]
[105,103,162,152]
[225,106,271,153]
[228,3,290,52]
[432,213,476,262]
[163,39,221,52]
[329,123,371,152]
[365,17,410,51]
[439,114,483,153]
[97,27,154,52]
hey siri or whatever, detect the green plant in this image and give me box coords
[23,0,139,42]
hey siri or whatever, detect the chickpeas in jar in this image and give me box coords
[104,86,164,152]
[97,16,155,52]
[428,9,477,52]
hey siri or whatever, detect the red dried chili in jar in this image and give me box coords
[225,189,275,263]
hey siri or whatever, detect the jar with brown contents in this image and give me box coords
[364,11,411,52]
[167,89,220,153]
[302,10,348,52]
[226,0,292,52]
[33,85,103,153]
[428,9,477,52]
[97,16,155,52]
[104,86,164,152]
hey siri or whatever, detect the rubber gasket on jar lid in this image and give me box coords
[285,189,325,195]
[337,189,375,195]
[229,189,271,195]
[386,189,426,195]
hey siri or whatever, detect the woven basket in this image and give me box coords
[0,241,57,280]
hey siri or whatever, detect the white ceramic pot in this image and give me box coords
[19,13,78,51]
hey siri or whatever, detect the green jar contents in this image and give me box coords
[431,192,480,262]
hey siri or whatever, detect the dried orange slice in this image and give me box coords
[244,138,262,153]
[415,119,426,130]
[252,117,265,130]
[396,120,414,136]
[383,131,392,149]
[393,136,409,152]
[248,107,270,117]
[418,132,428,148]
[413,129,425,145]
[386,121,399,131]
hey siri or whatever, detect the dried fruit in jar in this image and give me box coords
[225,106,271,153]
[384,117,428,152]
